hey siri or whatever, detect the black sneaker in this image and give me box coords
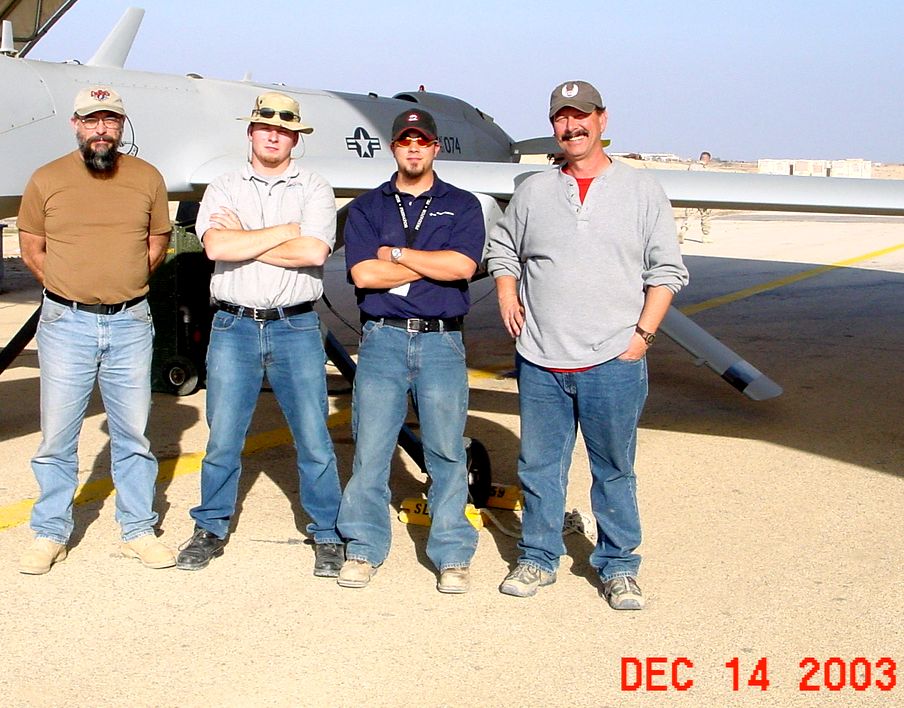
[313,542,345,578]
[601,575,645,610]
[176,527,226,570]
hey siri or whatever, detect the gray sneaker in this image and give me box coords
[601,576,645,610]
[499,563,556,597]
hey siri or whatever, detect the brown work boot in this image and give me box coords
[437,567,471,594]
[19,538,67,575]
[337,559,377,588]
[121,534,176,569]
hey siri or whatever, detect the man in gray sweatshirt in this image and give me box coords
[485,80,688,609]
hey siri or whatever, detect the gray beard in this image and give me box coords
[78,136,119,173]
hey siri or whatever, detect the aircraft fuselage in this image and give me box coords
[0,53,517,217]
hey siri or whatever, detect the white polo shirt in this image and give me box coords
[196,160,337,308]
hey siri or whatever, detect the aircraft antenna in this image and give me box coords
[0,20,15,56]
[86,7,145,68]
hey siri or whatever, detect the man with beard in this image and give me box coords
[175,93,344,575]
[336,109,484,593]
[17,86,174,574]
[486,81,688,608]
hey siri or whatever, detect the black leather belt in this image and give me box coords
[217,300,314,321]
[364,315,463,333]
[45,290,146,315]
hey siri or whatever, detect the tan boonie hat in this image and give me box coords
[548,80,605,119]
[73,86,126,116]
[239,92,313,134]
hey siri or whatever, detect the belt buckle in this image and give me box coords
[251,307,267,321]
[405,318,420,333]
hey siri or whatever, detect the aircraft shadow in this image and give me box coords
[3,249,900,549]
[435,252,903,481]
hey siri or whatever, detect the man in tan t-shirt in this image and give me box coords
[17,86,174,574]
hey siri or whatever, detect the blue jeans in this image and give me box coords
[338,320,478,571]
[190,309,342,543]
[515,354,648,581]
[31,296,158,543]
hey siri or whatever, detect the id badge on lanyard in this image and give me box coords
[389,193,432,297]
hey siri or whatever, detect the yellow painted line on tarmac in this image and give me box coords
[680,241,904,316]
[0,407,351,533]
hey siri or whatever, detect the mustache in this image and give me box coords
[561,128,590,141]
[86,135,117,147]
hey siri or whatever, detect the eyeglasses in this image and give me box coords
[394,136,436,147]
[78,116,123,129]
[253,108,300,122]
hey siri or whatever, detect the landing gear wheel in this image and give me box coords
[465,437,492,508]
[162,355,200,396]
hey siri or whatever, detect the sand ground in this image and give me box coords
[0,212,902,706]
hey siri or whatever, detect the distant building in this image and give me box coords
[757,158,872,178]
[638,152,682,162]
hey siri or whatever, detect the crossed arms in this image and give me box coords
[201,207,330,267]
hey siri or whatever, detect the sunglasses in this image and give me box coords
[394,136,437,147]
[253,108,300,122]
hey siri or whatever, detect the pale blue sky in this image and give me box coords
[25,0,904,163]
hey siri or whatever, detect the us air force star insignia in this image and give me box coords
[562,84,579,98]
[345,127,382,158]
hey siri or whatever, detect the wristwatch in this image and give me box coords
[390,247,404,263]
[635,325,656,346]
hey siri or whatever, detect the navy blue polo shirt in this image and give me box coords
[344,173,485,319]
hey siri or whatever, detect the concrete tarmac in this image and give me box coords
[0,213,902,706]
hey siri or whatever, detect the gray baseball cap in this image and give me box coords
[549,80,605,119]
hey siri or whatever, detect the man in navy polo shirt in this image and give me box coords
[337,108,485,593]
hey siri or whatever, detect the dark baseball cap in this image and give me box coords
[549,80,605,119]
[391,108,438,142]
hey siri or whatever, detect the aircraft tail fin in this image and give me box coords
[86,7,145,68]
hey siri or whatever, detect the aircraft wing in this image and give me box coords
[652,169,904,216]
[191,155,904,218]
[191,156,549,201]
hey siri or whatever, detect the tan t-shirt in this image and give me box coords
[18,151,171,303]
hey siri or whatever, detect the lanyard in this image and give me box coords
[393,193,432,247]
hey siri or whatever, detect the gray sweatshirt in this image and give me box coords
[486,160,689,368]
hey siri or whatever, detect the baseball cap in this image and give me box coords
[548,80,605,119]
[73,86,126,117]
[239,92,313,134]
[391,108,438,142]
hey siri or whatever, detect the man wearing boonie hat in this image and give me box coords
[335,108,485,593]
[486,81,688,608]
[17,86,174,573]
[176,92,344,575]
